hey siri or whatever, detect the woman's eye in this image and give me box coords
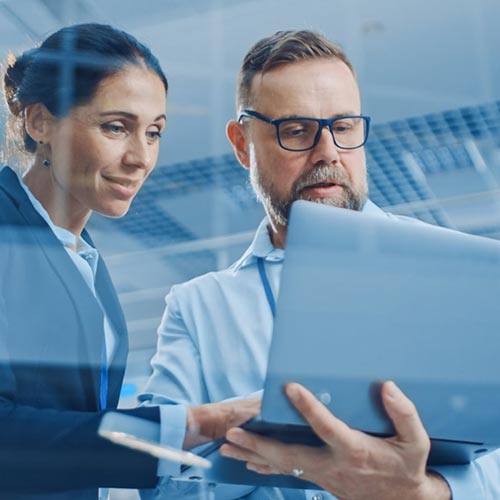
[146,130,162,141]
[102,123,126,135]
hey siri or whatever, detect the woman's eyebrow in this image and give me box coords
[99,111,167,122]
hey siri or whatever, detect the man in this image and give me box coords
[141,30,499,499]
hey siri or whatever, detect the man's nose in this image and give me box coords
[310,126,341,164]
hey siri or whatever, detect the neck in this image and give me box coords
[23,162,90,237]
[267,219,287,249]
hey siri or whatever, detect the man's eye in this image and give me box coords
[281,123,308,137]
[332,122,352,133]
[286,128,305,137]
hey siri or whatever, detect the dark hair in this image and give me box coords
[237,30,354,111]
[3,23,168,156]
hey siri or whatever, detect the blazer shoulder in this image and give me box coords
[0,170,25,224]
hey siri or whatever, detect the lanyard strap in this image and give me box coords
[257,257,276,318]
[100,341,108,410]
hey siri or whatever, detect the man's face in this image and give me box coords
[239,58,368,226]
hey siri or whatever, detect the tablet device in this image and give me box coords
[251,201,500,465]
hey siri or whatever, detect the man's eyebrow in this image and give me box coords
[332,111,359,118]
[99,111,167,122]
[280,111,360,119]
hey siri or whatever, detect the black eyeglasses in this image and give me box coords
[238,109,370,152]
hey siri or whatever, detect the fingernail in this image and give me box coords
[385,381,401,400]
[285,383,300,403]
[227,429,245,446]
[220,444,235,458]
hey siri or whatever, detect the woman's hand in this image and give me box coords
[184,397,261,450]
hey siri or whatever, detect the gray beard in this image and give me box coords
[250,163,368,226]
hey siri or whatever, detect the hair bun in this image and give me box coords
[3,48,36,116]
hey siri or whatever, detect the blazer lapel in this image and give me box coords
[0,167,104,408]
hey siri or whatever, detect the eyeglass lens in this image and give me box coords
[278,117,366,150]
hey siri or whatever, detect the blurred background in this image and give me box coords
[1,0,499,494]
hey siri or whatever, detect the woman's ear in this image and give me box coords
[25,103,55,144]
[226,119,250,170]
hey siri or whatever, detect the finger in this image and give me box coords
[245,397,262,415]
[237,397,262,410]
[220,443,269,466]
[247,462,279,475]
[235,397,261,414]
[382,381,430,449]
[225,427,319,476]
[225,428,282,453]
[285,383,353,447]
[225,428,293,472]
[226,428,293,464]
[227,397,262,426]
[215,397,262,437]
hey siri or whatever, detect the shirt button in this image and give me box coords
[312,495,323,500]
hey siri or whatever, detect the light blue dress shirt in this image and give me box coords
[141,199,500,500]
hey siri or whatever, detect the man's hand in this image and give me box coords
[184,397,260,450]
[220,382,451,500]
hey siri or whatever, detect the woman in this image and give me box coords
[0,23,257,499]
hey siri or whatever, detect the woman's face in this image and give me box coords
[46,64,167,219]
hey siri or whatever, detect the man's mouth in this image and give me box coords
[305,181,338,189]
[298,181,345,199]
[300,181,344,192]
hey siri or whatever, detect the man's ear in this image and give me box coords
[226,119,250,170]
[25,103,55,145]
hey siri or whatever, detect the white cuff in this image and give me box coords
[157,404,188,477]
[431,463,484,500]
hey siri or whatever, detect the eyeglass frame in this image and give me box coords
[238,109,371,152]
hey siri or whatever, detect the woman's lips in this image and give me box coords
[102,175,140,198]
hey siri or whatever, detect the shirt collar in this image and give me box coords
[18,175,96,257]
[232,199,387,272]
[232,217,284,272]
[361,198,386,217]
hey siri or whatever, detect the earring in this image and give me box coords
[38,140,50,167]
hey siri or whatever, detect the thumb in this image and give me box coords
[382,381,430,450]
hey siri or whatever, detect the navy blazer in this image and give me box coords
[0,166,160,498]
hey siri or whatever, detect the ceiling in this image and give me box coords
[1,0,499,394]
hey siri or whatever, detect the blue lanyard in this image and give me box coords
[257,257,276,318]
[100,341,108,410]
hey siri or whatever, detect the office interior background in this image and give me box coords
[1,0,499,496]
